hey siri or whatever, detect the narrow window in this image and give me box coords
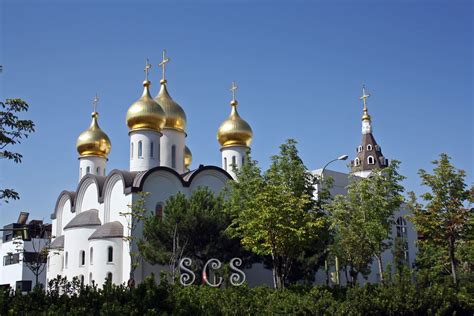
[107,246,113,263]
[80,250,85,266]
[150,142,154,158]
[368,156,375,165]
[90,247,93,265]
[65,252,68,269]
[232,156,236,167]
[242,156,245,166]
[171,145,176,168]
[80,168,82,177]
[103,168,106,176]
[138,141,143,158]
[96,167,100,175]
[354,158,360,166]
[357,146,362,153]
[80,275,84,285]
[107,272,113,282]
[89,272,93,285]
[224,157,227,171]
[155,203,163,218]
[86,167,90,174]
[367,144,373,151]
[131,142,134,159]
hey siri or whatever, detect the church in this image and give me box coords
[47,52,416,287]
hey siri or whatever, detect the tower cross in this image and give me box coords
[144,58,152,81]
[158,50,170,81]
[360,85,371,109]
[230,81,238,101]
[92,93,99,113]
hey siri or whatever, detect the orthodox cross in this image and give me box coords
[230,81,238,101]
[144,58,152,81]
[360,85,371,109]
[158,50,170,81]
[92,93,99,113]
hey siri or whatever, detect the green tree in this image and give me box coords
[408,153,473,285]
[0,98,35,202]
[139,187,246,283]
[326,161,405,284]
[226,140,326,289]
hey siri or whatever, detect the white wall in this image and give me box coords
[89,238,123,287]
[160,128,185,173]
[130,130,161,172]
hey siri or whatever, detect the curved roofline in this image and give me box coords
[51,191,76,220]
[73,174,106,209]
[99,169,138,203]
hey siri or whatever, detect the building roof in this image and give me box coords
[49,235,64,249]
[350,132,388,173]
[63,209,101,230]
[88,221,123,240]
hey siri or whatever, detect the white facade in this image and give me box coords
[129,130,162,172]
[221,146,248,179]
[160,128,185,174]
[79,156,107,181]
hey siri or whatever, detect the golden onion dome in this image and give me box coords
[217,100,253,148]
[184,145,192,170]
[154,80,187,132]
[76,112,111,159]
[126,80,166,133]
[362,108,371,121]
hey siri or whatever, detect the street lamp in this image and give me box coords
[319,154,348,286]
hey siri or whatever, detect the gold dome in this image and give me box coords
[76,112,111,159]
[184,145,192,170]
[362,108,371,121]
[126,80,166,133]
[217,100,253,148]
[154,80,187,132]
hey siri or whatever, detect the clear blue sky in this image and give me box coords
[1,0,472,225]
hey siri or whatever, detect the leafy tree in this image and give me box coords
[326,161,405,284]
[408,153,473,285]
[139,187,246,283]
[226,140,326,289]
[0,98,35,203]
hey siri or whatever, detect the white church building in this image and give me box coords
[47,54,416,287]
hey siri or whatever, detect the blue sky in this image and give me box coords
[0,0,472,225]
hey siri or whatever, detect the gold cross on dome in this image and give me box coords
[230,81,238,101]
[360,85,371,109]
[158,50,170,81]
[92,93,99,113]
[144,58,152,81]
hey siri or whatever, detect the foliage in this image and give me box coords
[326,160,405,284]
[408,153,473,285]
[0,275,472,315]
[0,98,35,203]
[226,140,326,289]
[139,187,248,283]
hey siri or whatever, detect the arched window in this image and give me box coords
[90,247,93,265]
[138,141,143,158]
[354,157,360,166]
[367,156,375,165]
[107,272,113,282]
[80,168,82,177]
[242,156,245,166]
[89,272,93,285]
[367,144,373,151]
[155,203,163,218]
[86,167,90,174]
[96,167,100,175]
[396,217,408,238]
[80,274,84,285]
[150,142,154,158]
[104,168,106,176]
[232,156,236,167]
[65,252,68,269]
[107,246,113,263]
[171,145,176,168]
[357,146,362,153]
[79,250,85,266]
[131,142,134,159]
[224,157,227,171]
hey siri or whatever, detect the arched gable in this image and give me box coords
[74,174,106,214]
[53,191,75,237]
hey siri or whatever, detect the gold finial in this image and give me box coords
[92,93,99,113]
[230,81,238,104]
[144,58,152,82]
[158,50,170,84]
[360,85,371,121]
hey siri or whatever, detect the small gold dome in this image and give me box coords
[76,112,111,159]
[126,81,166,133]
[154,80,187,132]
[362,108,371,121]
[217,100,253,148]
[184,145,192,170]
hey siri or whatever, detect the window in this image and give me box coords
[232,156,236,167]
[396,217,408,238]
[3,253,20,266]
[86,167,90,174]
[131,142,134,159]
[107,246,113,263]
[96,167,100,175]
[357,146,362,153]
[80,168,82,177]
[367,156,375,165]
[138,141,143,158]
[150,142,154,158]
[171,145,176,168]
[107,272,113,282]
[242,156,245,166]
[15,280,32,293]
[89,272,93,285]
[80,274,84,285]
[155,203,163,218]
[65,252,68,269]
[224,157,227,171]
[90,247,93,265]
[367,144,373,151]
[79,250,85,266]
[104,168,106,176]
[354,157,360,166]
